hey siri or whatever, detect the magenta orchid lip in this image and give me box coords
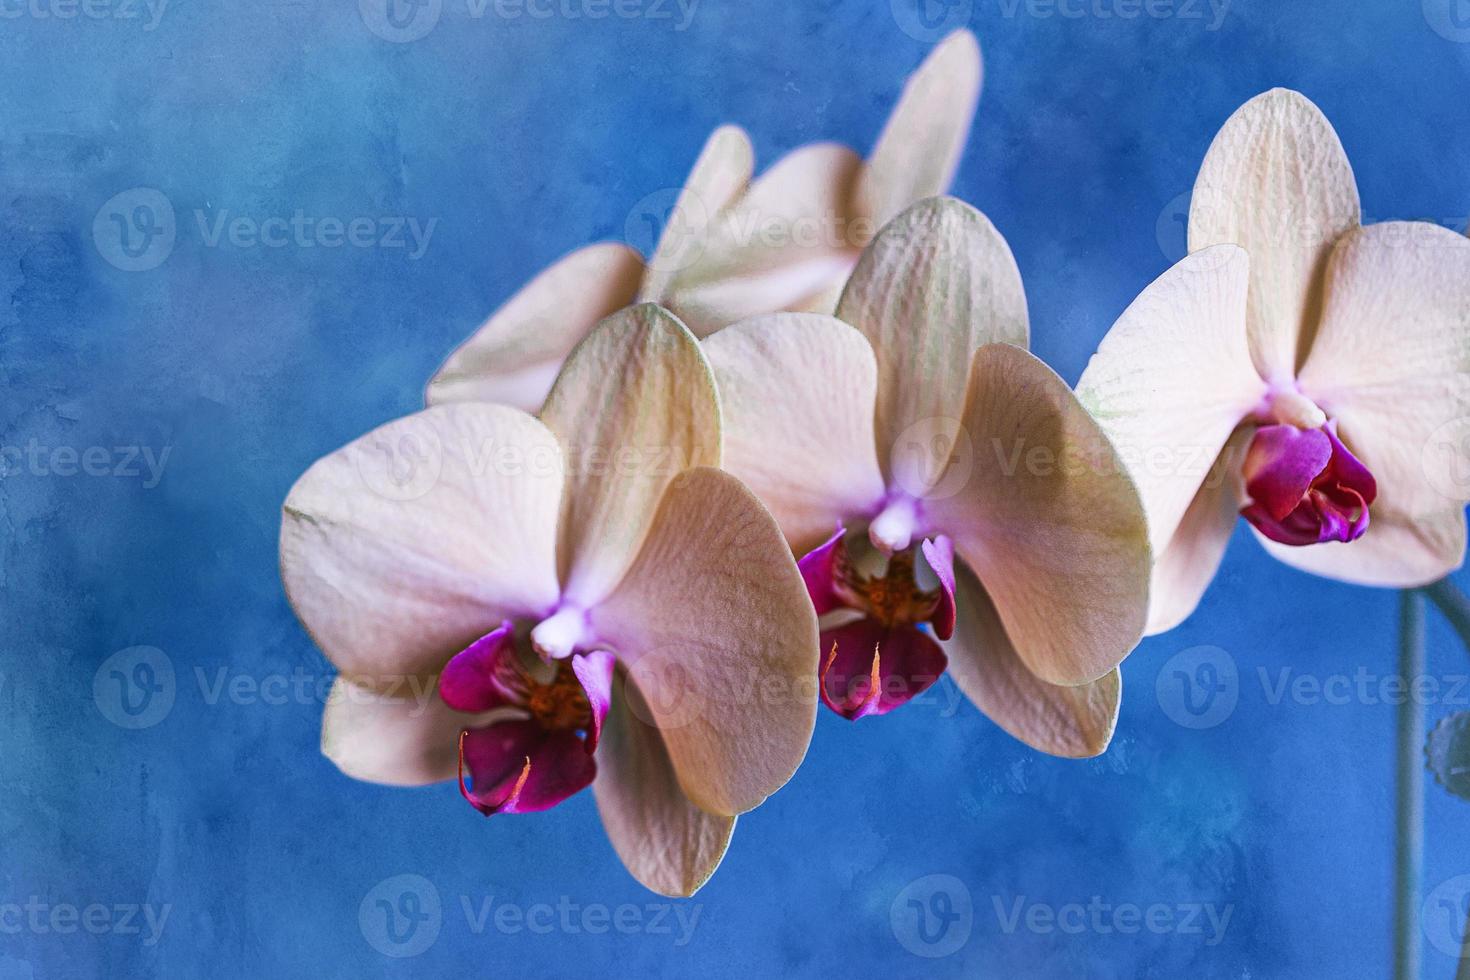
[798,527,954,720]
[439,622,613,816]
[1240,421,1377,547]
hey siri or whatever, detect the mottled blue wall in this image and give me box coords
[3,0,1470,976]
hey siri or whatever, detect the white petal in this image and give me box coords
[426,243,645,412]
[703,313,886,556]
[640,125,755,303]
[944,562,1120,758]
[926,344,1151,686]
[591,467,819,816]
[1145,429,1250,634]
[594,677,735,898]
[836,197,1027,493]
[1298,222,1470,518]
[1076,245,1261,554]
[281,403,563,680]
[539,304,720,606]
[667,143,864,334]
[855,29,983,230]
[1189,88,1360,381]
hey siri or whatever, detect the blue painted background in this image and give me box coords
[4,0,1470,976]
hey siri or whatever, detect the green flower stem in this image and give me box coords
[1395,588,1426,980]
[1425,578,1470,651]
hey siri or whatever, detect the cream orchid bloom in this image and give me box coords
[280,304,818,897]
[426,29,982,412]
[1077,89,1470,634]
[703,196,1151,758]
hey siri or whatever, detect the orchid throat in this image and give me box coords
[1240,390,1378,547]
[799,524,955,720]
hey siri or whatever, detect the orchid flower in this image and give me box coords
[279,304,819,896]
[702,196,1152,757]
[425,29,982,412]
[1076,89,1470,634]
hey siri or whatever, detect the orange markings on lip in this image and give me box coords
[835,547,941,629]
[524,659,593,732]
[860,644,883,714]
[820,640,885,714]
[506,756,533,807]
